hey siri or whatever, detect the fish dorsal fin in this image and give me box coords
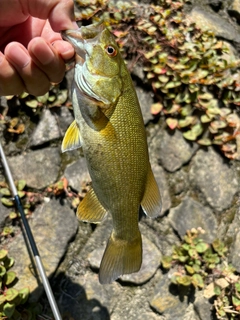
[61,120,82,153]
[141,166,162,218]
[77,188,108,223]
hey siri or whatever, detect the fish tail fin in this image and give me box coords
[99,231,142,284]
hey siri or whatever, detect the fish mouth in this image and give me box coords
[61,23,104,63]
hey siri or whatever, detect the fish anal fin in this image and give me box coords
[141,166,162,218]
[99,231,142,284]
[77,188,107,223]
[61,120,82,153]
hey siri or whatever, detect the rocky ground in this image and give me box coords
[1,0,240,319]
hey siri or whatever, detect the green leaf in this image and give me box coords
[0,294,6,305]
[193,264,200,273]
[166,118,178,130]
[214,284,221,295]
[232,295,240,307]
[0,249,8,260]
[185,265,194,274]
[183,130,197,141]
[25,99,38,108]
[1,197,14,207]
[9,212,18,219]
[177,275,192,286]
[197,138,212,146]
[0,265,6,277]
[4,256,14,269]
[17,180,26,191]
[17,191,25,198]
[3,302,15,318]
[188,248,198,259]
[161,256,173,269]
[51,89,68,106]
[5,288,19,302]
[0,188,11,196]
[192,274,204,288]
[151,102,163,115]
[4,271,16,286]
[178,116,195,128]
[200,114,212,123]
[37,92,49,104]
[19,287,30,304]
[2,227,14,236]
[235,282,240,293]
[195,242,209,253]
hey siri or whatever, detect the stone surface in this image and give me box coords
[194,291,213,320]
[189,148,239,211]
[64,156,91,192]
[30,109,61,147]
[88,235,161,285]
[150,274,190,320]
[153,129,198,172]
[188,7,240,43]
[7,147,61,189]
[136,86,154,124]
[6,198,78,302]
[169,197,218,243]
[30,107,73,147]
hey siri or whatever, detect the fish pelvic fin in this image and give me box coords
[99,231,142,284]
[141,165,162,218]
[77,188,107,223]
[61,120,82,153]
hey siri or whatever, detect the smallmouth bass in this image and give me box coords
[61,23,161,284]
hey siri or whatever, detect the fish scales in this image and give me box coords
[61,23,162,284]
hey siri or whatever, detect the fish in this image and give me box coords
[61,23,162,284]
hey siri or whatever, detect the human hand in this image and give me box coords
[0,0,77,96]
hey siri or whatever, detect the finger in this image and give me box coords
[0,52,25,96]
[28,37,67,83]
[19,0,77,31]
[4,42,51,96]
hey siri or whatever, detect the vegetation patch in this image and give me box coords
[75,0,240,159]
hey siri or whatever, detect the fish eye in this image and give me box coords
[105,45,117,57]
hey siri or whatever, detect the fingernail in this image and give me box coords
[12,46,30,68]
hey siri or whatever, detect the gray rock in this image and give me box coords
[6,198,78,302]
[169,197,218,243]
[30,109,61,147]
[227,205,240,272]
[187,7,240,43]
[136,87,154,124]
[0,199,10,229]
[150,274,189,319]
[194,291,213,320]
[30,107,74,147]
[228,0,240,23]
[153,129,198,172]
[189,148,239,211]
[64,156,91,192]
[168,169,189,196]
[88,235,161,285]
[7,147,61,189]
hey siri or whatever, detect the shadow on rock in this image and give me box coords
[50,272,110,320]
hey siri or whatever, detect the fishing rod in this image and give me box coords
[0,142,62,320]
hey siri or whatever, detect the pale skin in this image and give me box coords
[0,0,78,96]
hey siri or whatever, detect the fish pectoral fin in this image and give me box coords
[77,188,107,223]
[141,166,162,218]
[99,231,142,284]
[61,120,82,153]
